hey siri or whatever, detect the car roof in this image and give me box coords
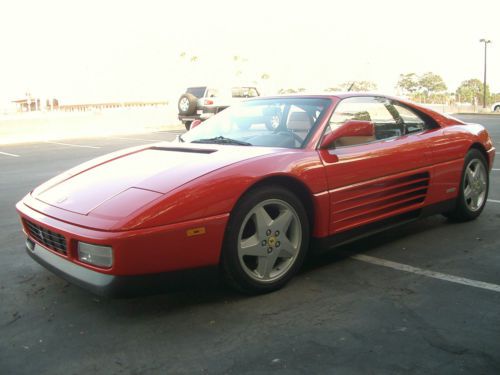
[259,92,401,100]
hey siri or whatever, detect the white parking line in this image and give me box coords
[352,254,500,293]
[0,151,20,157]
[45,141,100,149]
[488,199,500,204]
[112,137,161,142]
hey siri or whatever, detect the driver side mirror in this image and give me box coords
[319,120,375,149]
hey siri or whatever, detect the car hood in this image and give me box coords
[33,143,277,215]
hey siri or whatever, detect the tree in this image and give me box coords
[340,81,377,92]
[324,81,377,92]
[232,55,248,78]
[396,73,419,95]
[456,78,490,105]
[278,88,299,94]
[418,72,447,96]
[324,86,341,92]
[397,72,448,102]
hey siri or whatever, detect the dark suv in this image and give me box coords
[177,86,260,130]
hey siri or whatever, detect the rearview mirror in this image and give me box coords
[320,120,374,149]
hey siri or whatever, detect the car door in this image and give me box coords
[320,96,437,234]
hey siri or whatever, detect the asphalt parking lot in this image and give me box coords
[1,115,499,374]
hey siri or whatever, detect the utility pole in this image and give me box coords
[479,38,491,108]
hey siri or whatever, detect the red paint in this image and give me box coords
[16,93,496,278]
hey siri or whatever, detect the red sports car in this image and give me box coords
[16,94,495,295]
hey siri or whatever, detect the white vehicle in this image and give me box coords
[177,86,260,130]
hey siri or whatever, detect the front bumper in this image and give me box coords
[26,238,117,295]
[17,199,229,295]
[26,238,219,297]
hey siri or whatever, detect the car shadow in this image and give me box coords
[65,214,454,318]
[301,214,450,273]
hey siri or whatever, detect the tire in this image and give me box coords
[495,106,500,113]
[178,93,197,115]
[444,149,489,222]
[221,185,309,294]
[184,121,192,131]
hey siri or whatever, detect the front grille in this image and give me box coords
[24,220,67,255]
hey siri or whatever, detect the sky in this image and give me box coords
[0,0,499,107]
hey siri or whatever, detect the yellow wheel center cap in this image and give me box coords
[268,236,277,247]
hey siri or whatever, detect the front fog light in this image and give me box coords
[77,242,113,268]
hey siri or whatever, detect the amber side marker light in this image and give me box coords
[186,227,206,237]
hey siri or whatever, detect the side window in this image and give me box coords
[206,88,219,98]
[247,88,259,97]
[392,103,427,134]
[327,97,400,148]
[232,87,243,98]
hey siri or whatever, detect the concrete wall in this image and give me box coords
[0,105,182,145]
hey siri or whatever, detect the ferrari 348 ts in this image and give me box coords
[16,94,495,295]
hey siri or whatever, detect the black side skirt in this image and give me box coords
[311,199,456,254]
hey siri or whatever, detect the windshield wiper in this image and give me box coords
[191,136,252,146]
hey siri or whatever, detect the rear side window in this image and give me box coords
[187,87,206,98]
[391,103,427,134]
[206,88,219,98]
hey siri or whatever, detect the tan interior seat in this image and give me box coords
[335,135,376,147]
[287,112,312,140]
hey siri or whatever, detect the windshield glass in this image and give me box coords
[186,87,207,98]
[181,98,330,148]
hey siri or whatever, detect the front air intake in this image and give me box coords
[150,146,216,154]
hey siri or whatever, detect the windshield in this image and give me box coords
[181,98,330,148]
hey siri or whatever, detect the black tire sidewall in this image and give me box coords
[221,185,310,294]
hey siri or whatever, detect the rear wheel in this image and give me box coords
[445,149,489,221]
[495,105,500,113]
[221,185,309,294]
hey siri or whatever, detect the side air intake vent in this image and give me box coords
[332,172,430,232]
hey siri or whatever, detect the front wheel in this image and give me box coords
[221,185,309,294]
[445,149,489,221]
